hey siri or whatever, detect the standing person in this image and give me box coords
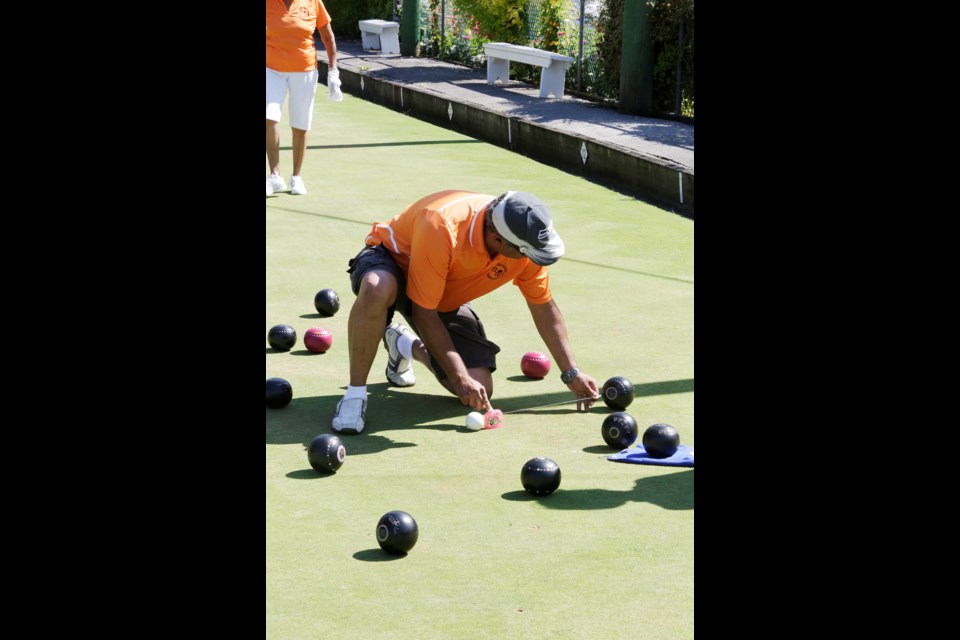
[331,190,600,434]
[266,0,342,197]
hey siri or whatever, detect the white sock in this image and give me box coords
[397,332,417,360]
[344,385,367,400]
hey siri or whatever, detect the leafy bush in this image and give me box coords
[594,0,624,100]
[420,0,486,63]
[422,0,444,56]
[455,0,527,43]
[529,0,566,52]
[558,9,606,98]
[591,0,694,116]
[650,0,694,117]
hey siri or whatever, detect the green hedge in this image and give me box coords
[650,0,694,117]
[594,0,624,101]
[324,0,395,39]
[455,0,527,43]
[584,0,694,117]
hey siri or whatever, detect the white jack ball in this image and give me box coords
[465,411,485,431]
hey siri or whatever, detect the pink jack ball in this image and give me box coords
[520,351,551,378]
[304,327,333,353]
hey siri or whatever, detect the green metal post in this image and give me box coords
[619,0,654,115]
[400,0,420,56]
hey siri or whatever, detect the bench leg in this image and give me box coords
[539,66,567,98]
[380,31,400,55]
[487,58,510,84]
[361,32,381,50]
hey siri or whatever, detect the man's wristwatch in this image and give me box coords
[560,367,580,385]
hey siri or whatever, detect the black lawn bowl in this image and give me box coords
[642,423,680,459]
[602,376,635,410]
[314,289,341,317]
[376,511,419,555]
[520,457,561,496]
[266,377,293,409]
[268,324,297,352]
[601,411,639,449]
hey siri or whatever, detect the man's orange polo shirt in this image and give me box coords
[365,190,553,313]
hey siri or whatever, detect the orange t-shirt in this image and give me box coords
[365,190,553,312]
[266,0,332,72]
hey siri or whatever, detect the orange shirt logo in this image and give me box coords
[487,265,508,280]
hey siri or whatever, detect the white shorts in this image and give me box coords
[266,67,319,131]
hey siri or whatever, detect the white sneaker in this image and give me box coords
[332,397,366,434]
[267,174,287,193]
[383,323,416,387]
[290,175,307,195]
[266,180,273,196]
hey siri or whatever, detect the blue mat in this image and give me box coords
[608,444,694,467]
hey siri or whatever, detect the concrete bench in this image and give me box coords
[358,19,400,55]
[483,42,575,98]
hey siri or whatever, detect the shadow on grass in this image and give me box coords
[265,347,292,355]
[493,390,589,415]
[504,375,548,383]
[490,378,694,416]
[266,383,472,450]
[282,139,486,151]
[285,468,339,479]
[582,445,618,455]
[352,548,408,562]
[289,349,330,357]
[266,379,695,448]
[500,468,693,511]
[266,400,421,454]
[628,378,695,397]
[299,312,339,320]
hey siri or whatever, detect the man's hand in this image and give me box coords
[567,372,600,412]
[452,374,490,412]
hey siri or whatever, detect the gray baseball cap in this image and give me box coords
[490,191,565,266]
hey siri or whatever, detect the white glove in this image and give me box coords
[327,67,343,102]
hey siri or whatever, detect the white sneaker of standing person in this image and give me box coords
[267,174,287,193]
[290,175,307,195]
[332,396,366,434]
[383,323,417,387]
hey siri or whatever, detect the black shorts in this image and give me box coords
[346,244,500,381]
[347,244,412,322]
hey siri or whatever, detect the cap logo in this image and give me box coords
[537,224,553,242]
